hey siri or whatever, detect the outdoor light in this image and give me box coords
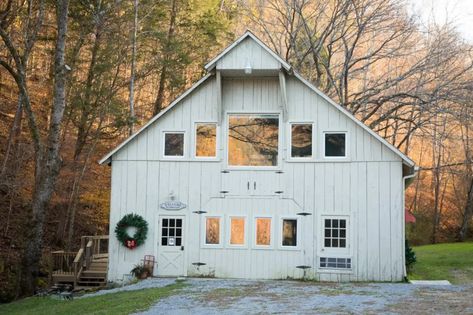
[244,58,252,74]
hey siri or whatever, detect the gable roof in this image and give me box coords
[204,30,291,72]
[100,31,415,168]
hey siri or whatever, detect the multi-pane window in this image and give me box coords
[228,114,279,166]
[320,257,351,269]
[282,219,297,246]
[255,218,271,246]
[196,123,217,157]
[161,218,182,246]
[324,218,347,248]
[230,217,245,245]
[291,124,312,158]
[325,133,346,157]
[205,217,220,245]
[164,132,184,157]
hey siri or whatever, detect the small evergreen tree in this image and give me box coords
[405,240,417,272]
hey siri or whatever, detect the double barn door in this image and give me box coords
[221,170,283,196]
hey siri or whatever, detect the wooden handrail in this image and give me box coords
[51,235,109,287]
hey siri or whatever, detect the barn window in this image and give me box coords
[324,218,347,248]
[255,218,271,246]
[164,132,184,157]
[228,114,279,167]
[324,132,346,157]
[205,217,221,245]
[161,218,182,246]
[320,257,351,269]
[195,123,217,157]
[282,219,297,246]
[229,217,245,245]
[290,123,312,158]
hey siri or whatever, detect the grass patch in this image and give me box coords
[0,282,186,315]
[409,242,473,284]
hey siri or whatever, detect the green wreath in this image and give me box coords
[115,214,148,249]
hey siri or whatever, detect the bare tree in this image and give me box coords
[0,0,70,294]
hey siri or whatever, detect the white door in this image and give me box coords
[157,216,185,276]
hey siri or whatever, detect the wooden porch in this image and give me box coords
[51,235,109,289]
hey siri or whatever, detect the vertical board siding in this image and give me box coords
[106,74,407,282]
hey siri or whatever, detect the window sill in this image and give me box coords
[317,268,353,274]
[224,166,282,172]
[278,246,302,251]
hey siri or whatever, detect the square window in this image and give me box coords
[169,229,175,237]
[256,218,271,246]
[282,219,297,246]
[164,132,184,157]
[176,229,182,237]
[323,218,347,249]
[205,217,220,245]
[291,124,312,158]
[161,237,167,246]
[228,114,279,167]
[169,219,175,227]
[196,123,217,157]
[176,238,182,246]
[162,228,168,237]
[230,217,245,245]
[163,219,168,227]
[325,133,346,157]
[176,219,182,228]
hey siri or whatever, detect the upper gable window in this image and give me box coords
[164,132,184,157]
[195,123,217,158]
[228,114,279,167]
[291,123,312,158]
[324,132,346,157]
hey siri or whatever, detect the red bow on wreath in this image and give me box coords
[125,239,137,249]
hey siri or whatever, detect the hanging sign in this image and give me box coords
[160,192,187,211]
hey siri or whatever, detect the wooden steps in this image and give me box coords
[51,235,109,290]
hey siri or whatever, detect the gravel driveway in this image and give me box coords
[87,278,473,314]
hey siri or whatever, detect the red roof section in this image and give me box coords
[405,209,416,223]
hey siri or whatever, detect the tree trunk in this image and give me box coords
[129,0,138,135]
[22,0,70,294]
[153,0,177,115]
[0,95,23,179]
[459,176,473,241]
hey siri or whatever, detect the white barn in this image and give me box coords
[100,31,416,282]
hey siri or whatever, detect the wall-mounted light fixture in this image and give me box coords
[244,58,252,74]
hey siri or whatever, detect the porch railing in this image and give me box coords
[51,235,109,286]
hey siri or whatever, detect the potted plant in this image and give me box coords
[130,264,151,279]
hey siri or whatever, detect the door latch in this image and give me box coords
[181,246,184,251]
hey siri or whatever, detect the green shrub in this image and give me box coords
[405,240,417,272]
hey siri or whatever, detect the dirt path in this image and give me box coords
[133,278,473,314]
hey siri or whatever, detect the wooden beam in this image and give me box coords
[279,70,288,121]
[216,70,223,125]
